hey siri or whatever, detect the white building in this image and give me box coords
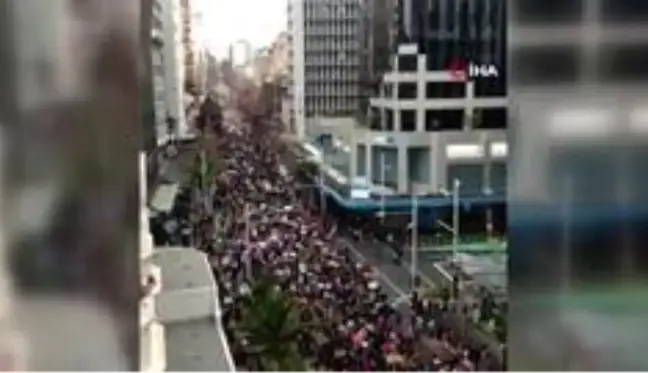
[311,43,508,197]
[356,43,508,195]
[161,0,189,139]
[287,0,365,140]
[152,0,189,147]
[139,153,235,372]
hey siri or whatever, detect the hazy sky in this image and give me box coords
[195,0,287,59]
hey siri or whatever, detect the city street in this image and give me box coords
[336,236,444,304]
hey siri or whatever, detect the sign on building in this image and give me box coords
[447,59,500,81]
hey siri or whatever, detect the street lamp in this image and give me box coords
[409,194,419,292]
[452,178,461,261]
[318,156,326,219]
[378,150,388,220]
[437,178,461,261]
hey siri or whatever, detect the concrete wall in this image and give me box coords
[352,128,506,194]
[156,287,216,323]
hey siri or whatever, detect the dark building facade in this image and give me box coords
[396,0,507,98]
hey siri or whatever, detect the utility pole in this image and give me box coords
[380,151,386,221]
[410,195,419,292]
[452,178,461,262]
[319,155,327,219]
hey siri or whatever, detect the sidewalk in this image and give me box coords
[419,241,507,254]
[415,234,506,254]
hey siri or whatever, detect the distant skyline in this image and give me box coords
[195,0,287,60]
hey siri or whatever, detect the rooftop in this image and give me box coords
[165,318,234,372]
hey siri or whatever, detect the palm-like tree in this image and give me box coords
[237,281,309,371]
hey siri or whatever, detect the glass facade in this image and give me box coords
[397,0,507,97]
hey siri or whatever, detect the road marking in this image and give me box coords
[339,238,407,299]
[390,293,409,307]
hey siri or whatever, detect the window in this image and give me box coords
[599,44,648,83]
[397,82,417,99]
[473,108,507,129]
[425,82,465,98]
[511,46,579,85]
[425,110,464,131]
[398,55,418,72]
[601,0,648,24]
[385,109,394,131]
[400,110,416,131]
[513,0,582,24]
[474,73,507,97]
[356,144,366,176]
[383,83,393,98]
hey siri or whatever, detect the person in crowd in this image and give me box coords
[166,97,500,371]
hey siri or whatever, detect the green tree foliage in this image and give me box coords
[237,281,308,371]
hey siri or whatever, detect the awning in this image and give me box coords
[150,183,180,213]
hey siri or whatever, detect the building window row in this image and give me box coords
[306,97,358,115]
[306,83,360,95]
[305,25,358,35]
[513,0,648,25]
[306,18,359,25]
[368,107,507,131]
[382,81,505,99]
[305,56,360,66]
[306,74,358,82]
[304,42,359,54]
[305,35,358,43]
[304,4,361,19]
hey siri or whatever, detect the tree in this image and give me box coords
[237,281,309,371]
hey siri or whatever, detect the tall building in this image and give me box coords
[205,52,219,90]
[511,0,648,86]
[180,0,199,93]
[191,11,209,93]
[161,0,189,138]
[266,32,292,82]
[397,0,507,97]
[151,0,189,147]
[363,0,398,96]
[287,0,366,139]
[151,0,169,146]
[354,0,508,195]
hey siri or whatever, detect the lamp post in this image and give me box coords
[452,178,461,261]
[380,151,387,220]
[436,178,461,261]
[409,195,419,292]
[319,161,326,219]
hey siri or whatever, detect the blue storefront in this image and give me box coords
[315,170,505,227]
[297,141,506,226]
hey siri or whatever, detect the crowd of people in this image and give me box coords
[153,95,502,371]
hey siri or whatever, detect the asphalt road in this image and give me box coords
[336,236,449,305]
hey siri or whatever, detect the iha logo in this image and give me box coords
[447,59,468,81]
[447,58,499,81]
